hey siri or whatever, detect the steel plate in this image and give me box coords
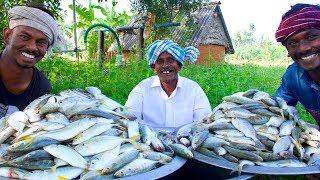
[194,151,320,175]
[0,154,186,180]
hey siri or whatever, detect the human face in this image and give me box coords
[3,26,49,68]
[286,28,320,71]
[152,52,181,83]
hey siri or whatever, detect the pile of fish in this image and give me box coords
[0,87,184,179]
[175,89,320,174]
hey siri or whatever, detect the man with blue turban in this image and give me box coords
[0,5,66,118]
[125,40,211,128]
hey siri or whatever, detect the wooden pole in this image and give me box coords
[72,0,79,61]
[138,27,144,60]
[97,30,105,69]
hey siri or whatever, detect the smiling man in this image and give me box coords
[0,5,65,117]
[275,3,320,125]
[125,40,212,128]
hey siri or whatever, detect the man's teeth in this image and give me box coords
[301,54,317,61]
[22,52,35,59]
[163,71,170,74]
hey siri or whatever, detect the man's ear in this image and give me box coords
[3,28,12,45]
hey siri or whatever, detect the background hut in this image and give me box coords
[111,1,234,65]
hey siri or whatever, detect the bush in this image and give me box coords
[37,55,315,124]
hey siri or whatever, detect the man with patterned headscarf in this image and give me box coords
[0,5,66,118]
[275,3,320,126]
[125,39,211,128]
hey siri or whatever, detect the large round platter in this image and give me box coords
[194,151,320,175]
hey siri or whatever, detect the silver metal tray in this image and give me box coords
[194,151,320,175]
[0,156,186,180]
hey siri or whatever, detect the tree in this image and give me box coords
[129,0,210,39]
[130,0,210,23]
[234,23,256,46]
[0,0,61,49]
[69,0,130,59]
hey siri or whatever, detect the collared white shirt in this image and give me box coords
[125,75,212,128]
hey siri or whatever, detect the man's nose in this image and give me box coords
[25,40,37,52]
[297,40,312,54]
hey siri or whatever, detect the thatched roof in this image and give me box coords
[115,1,234,54]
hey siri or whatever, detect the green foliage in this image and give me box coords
[231,24,289,61]
[36,56,315,124]
[68,0,130,60]
[129,0,210,39]
[0,0,61,49]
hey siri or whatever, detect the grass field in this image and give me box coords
[37,55,315,124]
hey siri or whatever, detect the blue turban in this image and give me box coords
[147,40,200,66]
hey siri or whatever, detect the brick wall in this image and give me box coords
[197,44,226,65]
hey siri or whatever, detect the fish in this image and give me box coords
[143,151,172,163]
[215,135,256,146]
[44,144,87,169]
[169,143,193,158]
[305,146,320,160]
[0,127,15,144]
[223,95,256,105]
[88,145,120,171]
[74,135,130,156]
[222,153,238,163]
[202,136,230,149]
[179,137,191,147]
[255,159,307,167]
[101,149,139,174]
[139,124,154,146]
[213,147,227,156]
[231,118,265,149]
[273,136,292,154]
[7,111,29,133]
[232,160,254,175]
[196,147,225,160]
[24,166,84,180]
[0,167,29,179]
[40,118,96,141]
[266,116,285,127]
[279,120,295,136]
[225,108,256,119]
[114,158,158,178]
[191,130,209,150]
[127,121,141,141]
[223,145,263,162]
[214,129,244,137]
[8,137,60,153]
[39,96,60,115]
[72,123,114,145]
[45,112,70,125]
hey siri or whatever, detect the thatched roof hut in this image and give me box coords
[112,1,233,65]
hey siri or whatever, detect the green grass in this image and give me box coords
[37,56,315,124]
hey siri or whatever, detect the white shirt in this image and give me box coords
[125,75,212,128]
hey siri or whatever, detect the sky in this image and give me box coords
[62,0,319,40]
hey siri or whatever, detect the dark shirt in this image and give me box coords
[275,62,320,124]
[0,68,51,110]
